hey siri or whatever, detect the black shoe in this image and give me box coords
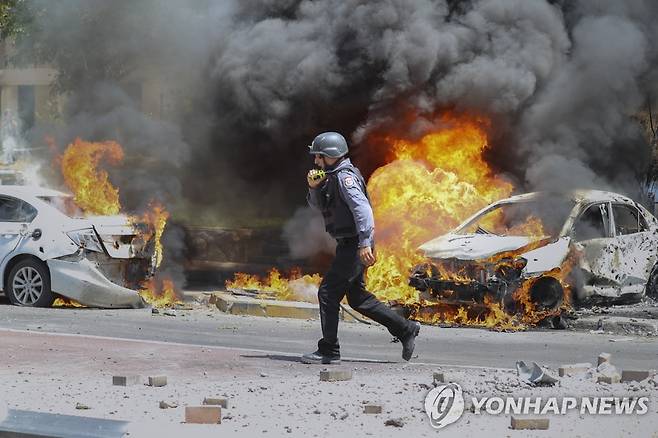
[301,350,341,365]
[400,321,421,361]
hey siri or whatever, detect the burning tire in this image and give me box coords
[528,276,563,311]
[5,259,54,307]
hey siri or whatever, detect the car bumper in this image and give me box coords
[47,258,146,309]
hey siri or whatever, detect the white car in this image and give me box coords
[0,186,153,308]
[410,190,658,312]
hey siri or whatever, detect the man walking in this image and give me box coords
[302,131,421,364]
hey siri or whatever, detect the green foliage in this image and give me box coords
[0,0,32,40]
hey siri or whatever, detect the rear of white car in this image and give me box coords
[0,186,152,308]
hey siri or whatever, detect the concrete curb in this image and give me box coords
[569,315,658,336]
[210,292,320,319]
[209,292,363,321]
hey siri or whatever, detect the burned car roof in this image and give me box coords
[486,190,634,206]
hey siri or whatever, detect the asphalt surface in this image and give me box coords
[0,297,656,370]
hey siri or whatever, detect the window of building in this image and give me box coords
[17,85,35,132]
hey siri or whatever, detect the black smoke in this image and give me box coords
[16,0,658,259]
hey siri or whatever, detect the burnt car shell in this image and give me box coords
[410,190,658,311]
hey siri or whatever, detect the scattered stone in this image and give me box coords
[203,398,229,408]
[112,375,141,386]
[185,406,221,424]
[260,372,269,378]
[75,402,90,410]
[148,375,168,387]
[516,361,557,386]
[339,412,349,420]
[597,374,621,384]
[596,362,621,384]
[151,308,159,314]
[163,309,177,317]
[433,371,444,385]
[598,353,612,366]
[159,400,178,409]
[558,363,592,377]
[384,418,405,428]
[364,404,382,414]
[319,370,352,382]
[510,416,549,430]
[621,370,655,383]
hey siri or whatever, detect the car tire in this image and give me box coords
[645,263,658,299]
[6,259,54,307]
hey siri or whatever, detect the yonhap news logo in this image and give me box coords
[424,383,650,430]
[424,383,465,429]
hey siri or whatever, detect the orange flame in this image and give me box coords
[366,112,570,328]
[366,113,513,303]
[226,268,322,303]
[57,138,180,308]
[139,277,181,308]
[59,138,123,215]
[135,201,169,270]
[228,112,572,329]
[52,297,85,308]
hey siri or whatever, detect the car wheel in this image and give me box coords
[646,263,658,299]
[6,259,54,307]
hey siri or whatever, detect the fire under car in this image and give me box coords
[0,186,154,308]
[409,190,658,314]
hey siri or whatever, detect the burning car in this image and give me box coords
[0,186,155,308]
[409,190,658,316]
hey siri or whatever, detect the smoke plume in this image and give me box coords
[16,0,658,262]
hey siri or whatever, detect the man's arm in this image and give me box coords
[336,172,374,248]
[307,187,323,210]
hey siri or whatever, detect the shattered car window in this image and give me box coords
[457,196,575,238]
[573,203,609,241]
[38,196,85,218]
[0,196,37,223]
[612,204,645,235]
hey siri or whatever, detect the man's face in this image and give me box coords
[314,154,338,169]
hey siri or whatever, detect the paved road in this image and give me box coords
[0,298,656,370]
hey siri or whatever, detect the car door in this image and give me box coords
[571,202,622,299]
[0,196,38,268]
[610,203,657,295]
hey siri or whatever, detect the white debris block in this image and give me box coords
[185,406,221,424]
[364,404,382,414]
[148,375,168,387]
[597,353,612,366]
[596,362,621,384]
[319,370,352,382]
[558,363,592,377]
[112,375,141,386]
[203,398,229,408]
[621,370,656,383]
[511,416,549,430]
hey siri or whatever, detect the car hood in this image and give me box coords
[418,233,534,261]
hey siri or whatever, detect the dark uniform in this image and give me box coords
[306,156,419,361]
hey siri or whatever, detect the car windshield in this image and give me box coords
[457,195,576,238]
[38,195,85,218]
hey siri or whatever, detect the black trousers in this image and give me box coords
[317,237,414,357]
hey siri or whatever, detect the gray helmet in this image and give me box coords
[308,132,348,158]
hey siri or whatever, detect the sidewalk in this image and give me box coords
[0,329,656,437]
